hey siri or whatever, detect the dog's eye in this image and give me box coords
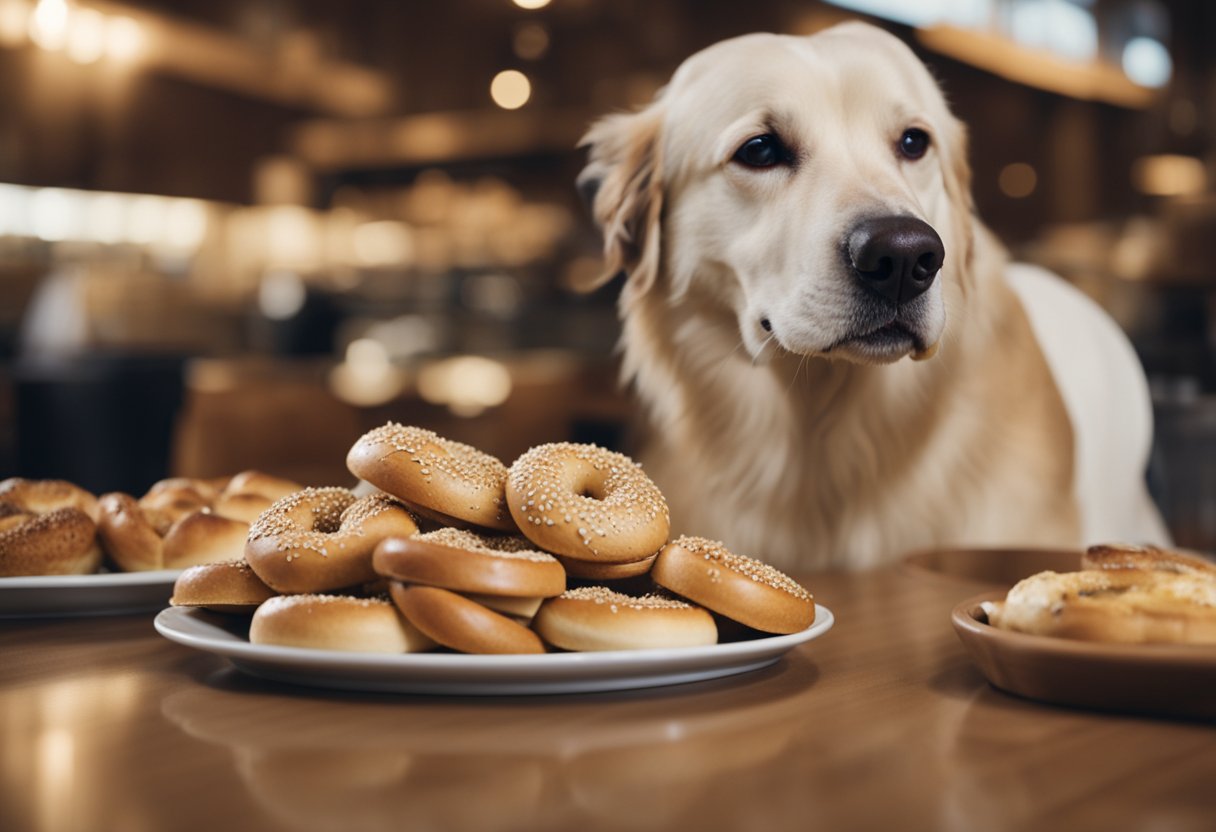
[733,134,787,169]
[898,128,930,160]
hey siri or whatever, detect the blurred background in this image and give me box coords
[0,0,1213,550]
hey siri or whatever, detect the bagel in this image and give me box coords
[372,527,565,598]
[389,583,546,654]
[1082,543,1216,579]
[984,569,1216,644]
[0,477,99,521]
[250,594,435,653]
[651,536,815,634]
[0,506,102,577]
[245,488,418,594]
[555,552,658,580]
[222,470,302,502]
[98,493,248,571]
[346,423,515,531]
[210,492,277,524]
[532,586,717,651]
[505,443,670,563]
[171,561,277,613]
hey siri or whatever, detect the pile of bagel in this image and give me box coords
[984,543,1216,645]
[172,422,818,655]
[0,472,301,577]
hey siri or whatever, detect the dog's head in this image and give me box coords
[578,22,975,365]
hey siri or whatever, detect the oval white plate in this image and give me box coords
[154,604,834,695]
[0,571,182,618]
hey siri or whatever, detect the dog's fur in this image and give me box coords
[577,23,1169,570]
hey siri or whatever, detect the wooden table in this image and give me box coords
[2,564,1213,832]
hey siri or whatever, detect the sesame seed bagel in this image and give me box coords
[532,586,717,651]
[984,569,1216,644]
[389,583,546,654]
[250,594,435,653]
[505,443,670,564]
[171,560,277,613]
[0,477,99,522]
[555,552,658,580]
[0,506,102,576]
[651,536,815,634]
[346,423,515,531]
[245,488,419,594]
[373,527,565,598]
[1082,543,1216,579]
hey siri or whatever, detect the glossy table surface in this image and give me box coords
[2,558,1213,832]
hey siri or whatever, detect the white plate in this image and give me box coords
[0,571,182,618]
[154,604,834,695]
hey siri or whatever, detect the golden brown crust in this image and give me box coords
[171,560,277,612]
[222,470,302,502]
[985,569,1216,644]
[1082,543,1216,578]
[0,507,101,576]
[210,492,276,524]
[0,477,99,522]
[97,492,165,572]
[389,583,546,654]
[505,442,670,563]
[346,423,515,531]
[651,536,815,634]
[372,528,565,598]
[245,488,419,594]
[555,552,657,580]
[162,511,249,569]
[532,586,718,651]
[250,594,434,653]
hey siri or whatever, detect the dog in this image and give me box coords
[575,22,1170,570]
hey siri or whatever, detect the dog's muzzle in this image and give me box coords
[847,216,944,305]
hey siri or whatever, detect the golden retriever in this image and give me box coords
[575,22,1170,569]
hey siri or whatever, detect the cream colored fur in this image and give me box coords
[578,23,1169,569]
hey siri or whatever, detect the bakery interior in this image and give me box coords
[1,0,1214,550]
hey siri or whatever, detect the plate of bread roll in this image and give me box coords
[154,423,832,694]
[0,471,301,617]
[952,543,1216,719]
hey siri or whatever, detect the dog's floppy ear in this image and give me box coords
[575,104,665,305]
[941,115,976,280]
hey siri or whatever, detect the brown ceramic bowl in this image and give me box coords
[952,592,1216,721]
[903,548,1081,585]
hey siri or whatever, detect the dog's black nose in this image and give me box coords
[847,216,944,305]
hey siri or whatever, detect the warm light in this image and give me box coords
[258,270,306,320]
[513,22,549,60]
[490,69,531,110]
[125,194,167,244]
[998,162,1037,198]
[417,355,512,418]
[29,0,68,51]
[0,183,31,237]
[352,220,414,267]
[30,188,79,241]
[0,0,30,48]
[84,192,125,244]
[328,338,404,406]
[162,199,208,251]
[512,0,551,9]
[104,14,142,61]
[1122,36,1171,88]
[1131,154,1206,197]
[65,7,104,64]
[264,205,320,269]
